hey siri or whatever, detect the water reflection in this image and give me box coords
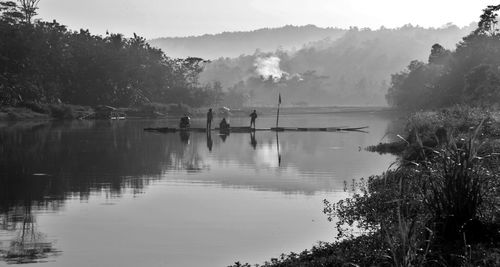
[0,111,397,265]
[179,131,189,144]
[0,205,59,264]
[206,132,213,152]
[219,132,229,142]
[276,132,282,166]
[250,131,257,150]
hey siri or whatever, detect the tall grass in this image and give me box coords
[382,169,433,267]
[415,120,498,240]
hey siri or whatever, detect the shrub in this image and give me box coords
[17,101,50,114]
[48,104,74,119]
[418,124,500,241]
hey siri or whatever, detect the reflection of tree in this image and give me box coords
[0,121,221,201]
[0,120,210,264]
[0,205,58,264]
[170,133,207,173]
[0,120,202,203]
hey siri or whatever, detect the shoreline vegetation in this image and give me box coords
[0,102,392,121]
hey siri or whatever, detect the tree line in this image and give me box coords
[0,0,232,108]
[386,5,500,110]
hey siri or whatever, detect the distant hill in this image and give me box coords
[198,24,477,107]
[148,25,346,59]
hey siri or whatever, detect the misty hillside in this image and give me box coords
[199,24,476,107]
[148,25,346,59]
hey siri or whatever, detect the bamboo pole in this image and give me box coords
[276,93,281,128]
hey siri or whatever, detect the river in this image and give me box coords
[0,108,397,266]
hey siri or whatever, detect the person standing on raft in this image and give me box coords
[219,118,230,131]
[249,110,258,129]
[179,114,190,129]
[206,108,213,130]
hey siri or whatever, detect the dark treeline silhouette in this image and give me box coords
[386,5,500,110]
[0,0,227,108]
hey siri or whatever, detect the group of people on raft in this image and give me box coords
[179,109,258,132]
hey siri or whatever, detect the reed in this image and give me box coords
[417,120,496,240]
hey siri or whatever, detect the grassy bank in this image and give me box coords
[0,102,194,120]
[0,102,94,120]
[230,106,500,267]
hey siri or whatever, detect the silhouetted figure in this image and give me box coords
[179,114,190,129]
[249,110,258,129]
[206,108,213,131]
[219,118,230,132]
[250,131,257,150]
[206,132,213,152]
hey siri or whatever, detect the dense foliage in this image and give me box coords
[0,0,230,108]
[386,5,500,110]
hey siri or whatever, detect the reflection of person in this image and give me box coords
[249,110,257,129]
[206,132,213,152]
[219,118,230,131]
[219,133,228,142]
[206,108,213,131]
[179,114,190,129]
[250,131,257,150]
[179,131,190,144]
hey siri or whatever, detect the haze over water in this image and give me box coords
[0,109,396,266]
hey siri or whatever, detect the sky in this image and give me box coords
[37,0,499,39]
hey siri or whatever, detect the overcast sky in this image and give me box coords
[37,0,498,39]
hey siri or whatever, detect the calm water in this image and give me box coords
[0,109,396,266]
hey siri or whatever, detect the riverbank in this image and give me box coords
[0,103,93,120]
[230,106,500,267]
[0,102,175,121]
[1,103,392,121]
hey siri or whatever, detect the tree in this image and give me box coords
[385,60,445,110]
[0,0,230,108]
[474,4,500,36]
[386,5,500,110]
[464,64,500,106]
[17,0,39,24]
[428,43,451,65]
[0,1,23,24]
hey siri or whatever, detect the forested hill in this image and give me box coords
[148,25,346,59]
[198,24,475,107]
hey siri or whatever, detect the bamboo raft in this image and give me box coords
[144,126,368,133]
